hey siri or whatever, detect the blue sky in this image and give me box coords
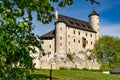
[32,0,120,37]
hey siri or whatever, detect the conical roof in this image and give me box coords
[88,9,99,17]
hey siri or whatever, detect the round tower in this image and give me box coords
[88,10,100,40]
[55,22,67,58]
[54,9,67,58]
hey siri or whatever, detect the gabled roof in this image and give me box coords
[40,30,55,39]
[40,14,97,38]
[55,14,96,33]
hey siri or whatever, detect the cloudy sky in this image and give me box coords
[32,0,120,37]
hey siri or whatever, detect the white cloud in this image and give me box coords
[101,24,120,37]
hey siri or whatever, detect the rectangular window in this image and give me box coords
[74,39,75,43]
[91,41,92,45]
[68,35,70,38]
[60,27,62,31]
[73,30,75,34]
[60,43,62,46]
[78,40,80,43]
[68,41,70,45]
[90,34,92,37]
[60,36,62,40]
[49,45,51,48]
[78,31,80,35]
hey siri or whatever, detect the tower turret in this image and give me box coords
[54,10,67,59]
[54,8,58,21]
[88,10,100,40]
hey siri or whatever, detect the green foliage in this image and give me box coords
[0,0,99,79]
[86,0,100,4]
[25,69,120,80]
[67,53,73,61]
[92,36,120,69]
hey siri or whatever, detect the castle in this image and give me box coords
[35,9,100,69]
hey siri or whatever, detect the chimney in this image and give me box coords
[54,8,58,21]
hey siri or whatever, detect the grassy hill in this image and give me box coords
[30,69,120,80]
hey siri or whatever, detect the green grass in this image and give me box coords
[30,69,120,80]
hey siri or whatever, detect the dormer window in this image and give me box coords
[70,21,73,25]
[82,24,86,27]
[76,23,80,26]
[87,25,91,29]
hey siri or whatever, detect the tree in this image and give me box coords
[92,36,120,69]
[0,0,99,79]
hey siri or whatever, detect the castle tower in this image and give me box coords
[88,10,100,40]
[54,9,67,58]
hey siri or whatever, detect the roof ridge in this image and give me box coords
[57,14,96,33]
[58,14,89,23]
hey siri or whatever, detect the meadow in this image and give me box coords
[30,69,120,80]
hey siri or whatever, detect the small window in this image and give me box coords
[91,41,93,45]
[73,30,75,34]
[82,24,86,27]
[87,25,91,29]
[90,34,92,37]
[78,40,80,43]
[76,23,80,26]
[60,36,62,40]
[60,43,62,46]
[74,39,75,43]
[49,45,51,48]
[68,35,70,38]
[41,41,44,44]
[78,31,80,35]
[48,52,51,55]
[68,41,70,45]
[60,27,62,31]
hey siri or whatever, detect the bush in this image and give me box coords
[67,53,73,61]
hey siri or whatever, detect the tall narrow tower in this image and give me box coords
[54,9,67,58]
[88,10,100,40]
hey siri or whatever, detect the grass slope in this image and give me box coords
[31,69,120,80]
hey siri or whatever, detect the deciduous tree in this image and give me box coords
[92,36,120,69]
[0,0,99,79]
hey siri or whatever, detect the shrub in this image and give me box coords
[67,53,73,61]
